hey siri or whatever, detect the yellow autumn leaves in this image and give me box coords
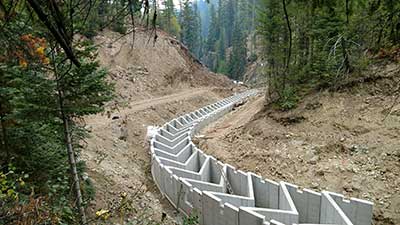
[16,34,50,68]
[96,209,111,220]
[0,171,26,200]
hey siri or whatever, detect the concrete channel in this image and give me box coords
[149,90,373,225]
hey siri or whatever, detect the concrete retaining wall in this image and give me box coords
[149,90,373,225]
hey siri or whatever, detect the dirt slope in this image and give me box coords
[94,29,234,104]
[81,29,238,224]
[195,64,400,225]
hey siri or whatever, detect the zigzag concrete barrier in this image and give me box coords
[149,90,374,225]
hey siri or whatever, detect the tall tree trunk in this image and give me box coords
[57,89,87,225]
[282,0,292,91]
[52,52,86,224]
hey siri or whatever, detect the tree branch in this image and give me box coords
[27,0,80,67]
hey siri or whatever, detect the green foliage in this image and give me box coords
[228,18,247,80]
[278,87,299,111]
[204,4,219,70]
[197,0,258,79]
[248,53,258,63]
[206,4,218,53]
[53,41,113,118]
[0,2,113,223]
[170,17,182,38]
[216,59,229,74]
[159,0,181,38]
[0,163,29,201]
[73,0,145,38]
[0,163,72,224]
[257,0,399,109]
[183,212,200,225]
[112,21,128,35]
[180,0,202,58]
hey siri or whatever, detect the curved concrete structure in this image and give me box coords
[149,90,373,225]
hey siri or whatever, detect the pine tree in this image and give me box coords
[160,0,181,38]
[216,28,228,74]
[50,43,112,223]
[193,1,203,57]
[180,0,202,58]
[201,0,254,77]
[224,0,236,47]
[257,0,287,99]
[206,4,218,53]
[164,0,174,30]
[229,24,247,80]
[205,4,219,69]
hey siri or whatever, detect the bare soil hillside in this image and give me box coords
[94,29,234,105]
[195,64,400,225]
[82,29,238,224]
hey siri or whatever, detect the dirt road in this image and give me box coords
[83,87,228,224]
[124,88,212,113]
[86,88,217,127]
[198,94,264,139]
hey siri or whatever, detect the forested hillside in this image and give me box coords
[158,0,257,80]
[257,0,400,109]
[159,0,399,108]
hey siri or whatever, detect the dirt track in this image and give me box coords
[196,94,264,141]
[83,87,229,224]
[124,88,212,113]
[86,88,214,126]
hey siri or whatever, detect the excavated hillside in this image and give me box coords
[82,29,240,224]
[195,63,400,225]
[94,29,234,104]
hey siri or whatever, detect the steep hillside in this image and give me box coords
[94,29,234,104]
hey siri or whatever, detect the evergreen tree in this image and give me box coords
[216,28,228,74]
[228,19,247,80]
[0,2,114,223]
[224,0,236,47]
[193,1,203,57]
[164,0,175,29]
[160,0,181,38]
[201,0,255,78]
[206,4,218,53]
[255,0,400,109]
[217,28,226,61]
[205,4,219,69]
[180,0,202,58]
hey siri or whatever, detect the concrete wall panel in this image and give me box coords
[148,90,373,225]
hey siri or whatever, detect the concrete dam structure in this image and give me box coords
[149,90,374,225]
